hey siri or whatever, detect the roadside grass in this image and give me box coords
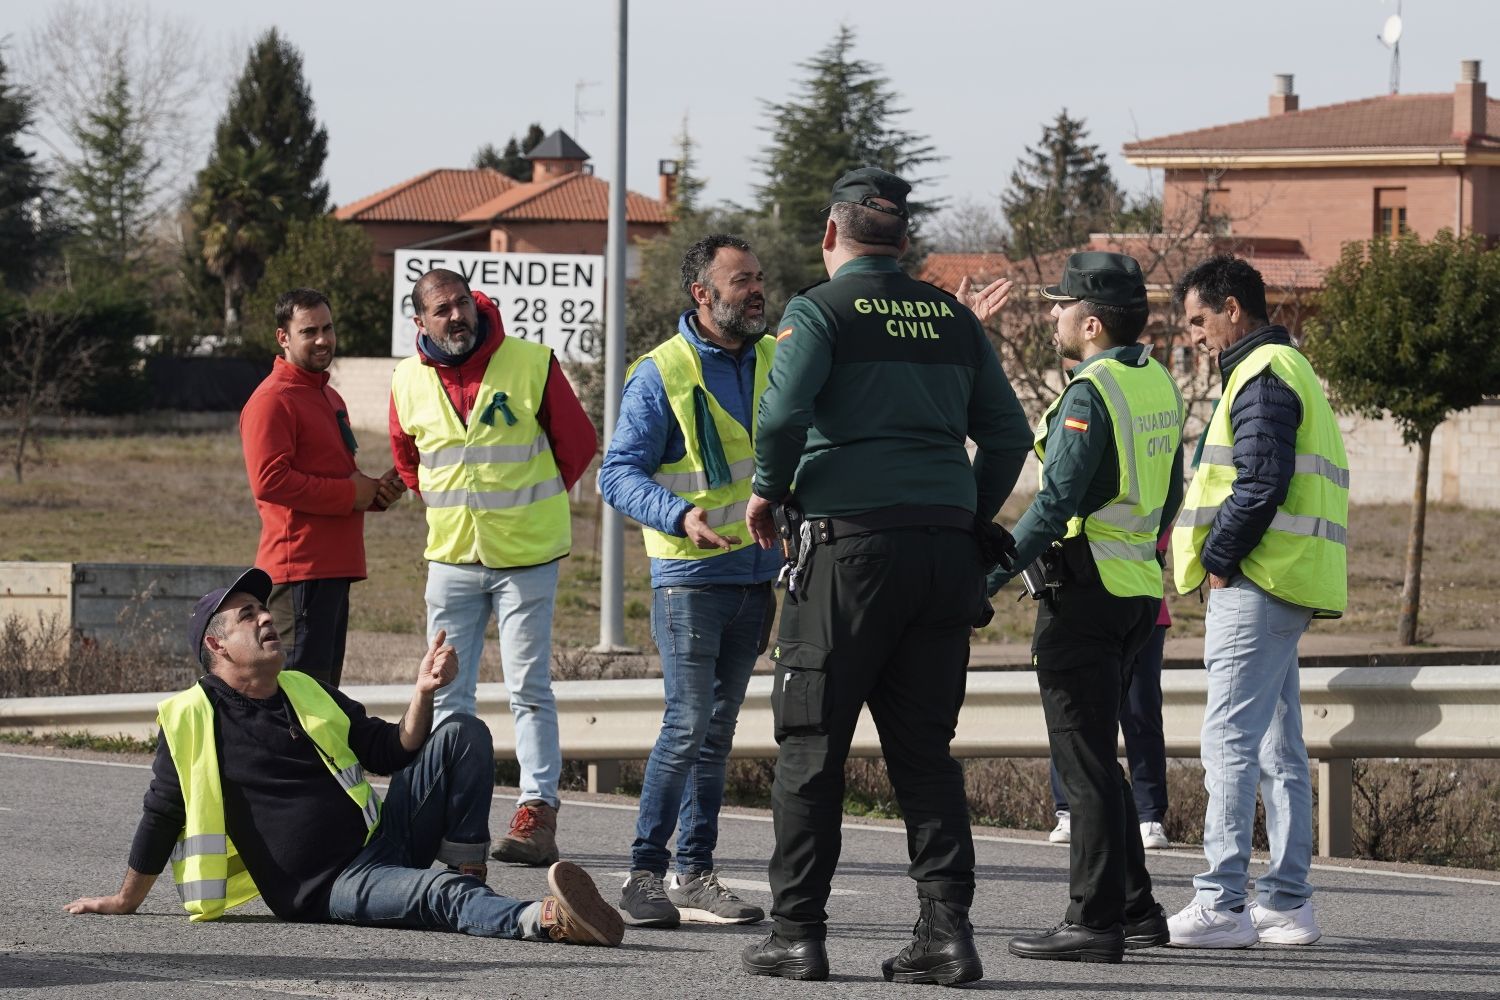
[0,429,657,651]
[0,729,155,754]
[6,430,1497,648]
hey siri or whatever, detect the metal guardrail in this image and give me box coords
[4,665,1497,858]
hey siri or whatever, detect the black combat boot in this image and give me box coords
[880,897,984,986]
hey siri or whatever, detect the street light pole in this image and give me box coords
[596,0,630,652]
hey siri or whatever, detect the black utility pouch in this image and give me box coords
[770,639,829,737]
[1059,535,1100,586]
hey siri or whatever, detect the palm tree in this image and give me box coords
[193,144,287,335]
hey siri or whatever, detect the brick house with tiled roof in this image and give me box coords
[1123,60,1499,271]
[335,129,672,270]
[923,59,1496,331]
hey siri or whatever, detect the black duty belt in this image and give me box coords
[809,505,974,544]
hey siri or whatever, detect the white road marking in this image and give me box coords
[8,752,1499,888]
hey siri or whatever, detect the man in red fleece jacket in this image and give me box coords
[241,288,406,687]
[389,268,597,867]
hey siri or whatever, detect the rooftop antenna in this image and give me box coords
[1379,2,1403,94]
[574,79,602,139]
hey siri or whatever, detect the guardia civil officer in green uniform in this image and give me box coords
[978,252,1184,964]
[739,167,1032,986]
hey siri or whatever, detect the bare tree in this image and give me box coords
[927,196,1010,253]
[18,0,214,210]
[0,299,101,483]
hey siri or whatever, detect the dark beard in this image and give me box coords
[710,294,767,342]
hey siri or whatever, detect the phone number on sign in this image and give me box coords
[507,297,600,356]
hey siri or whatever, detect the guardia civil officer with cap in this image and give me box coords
[969,252,1184,963]
[740,167,1031,986]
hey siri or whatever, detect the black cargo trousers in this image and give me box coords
[1032,574,1161,930]
[767,522,986,941]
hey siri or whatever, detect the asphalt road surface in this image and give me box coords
[3,749,1497,999]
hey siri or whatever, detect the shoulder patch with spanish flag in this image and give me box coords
[776,325,794,342]
[1063,416,1090,433]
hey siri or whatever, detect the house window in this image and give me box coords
[1376,188,1408,237]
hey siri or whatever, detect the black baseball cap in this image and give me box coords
[1042,251,1148,308]
[827,166,911,219]
[187,567,272,663]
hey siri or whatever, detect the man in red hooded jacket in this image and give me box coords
[389,268,597,867]
[241,288,406,687]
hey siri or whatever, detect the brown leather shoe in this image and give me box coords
[539,861,625,946]
[491,800,560,866]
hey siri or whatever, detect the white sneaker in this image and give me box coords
[1048,811,1071,844]
[1248,899,1321,945]
[1166,902,1259,948]
[1140,821,1170,849]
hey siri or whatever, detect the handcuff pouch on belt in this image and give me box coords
[1020,535,1100,601]
[772,498,813,598]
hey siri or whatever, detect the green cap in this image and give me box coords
[1042,252,1147,307]
[828,166,910,219]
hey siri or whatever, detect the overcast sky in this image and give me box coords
[11,0,1499,221]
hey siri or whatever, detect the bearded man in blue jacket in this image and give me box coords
[600,234,782,930]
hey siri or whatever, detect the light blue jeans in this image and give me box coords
[1194,575,1316,911]
[426,559,561,808]
[631,583,768,875]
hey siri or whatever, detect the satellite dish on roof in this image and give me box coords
[1381,14,1403,48]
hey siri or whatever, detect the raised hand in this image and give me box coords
[417,628,457,693]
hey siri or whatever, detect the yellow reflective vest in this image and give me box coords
[1172,343,1349,615]
[391,337,571,568]
[630,333,776,561]
[156,671,381,922]
[1036,354,1183,599]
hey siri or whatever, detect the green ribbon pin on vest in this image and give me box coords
[479,391,518,427]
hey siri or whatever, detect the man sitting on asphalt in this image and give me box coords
[64,568,623,948]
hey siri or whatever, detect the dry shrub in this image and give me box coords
[0,600,194,698]
[550,646,657,681]
[1353,759,1500,869]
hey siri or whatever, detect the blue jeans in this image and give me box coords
[631,583,769,875]
[1194,575,1315,911]
[1051,625,1169,822]
[328,715,531,937]
[426,560,561,807]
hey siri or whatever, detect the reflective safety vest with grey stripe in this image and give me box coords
[156,672,382,921]
[628,332,776,561]
[390,336,571,568]
[1034,353,1183,599]
[1172,342,1349,614]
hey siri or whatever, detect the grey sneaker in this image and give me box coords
[619,869,680,928]
[666,869,765,924]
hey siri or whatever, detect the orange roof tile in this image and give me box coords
[922,236,1324,296]
[335,169,519,222]
[1126,92,1500,154]
[458,172,671,224]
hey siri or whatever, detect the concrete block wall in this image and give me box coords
[328,357,401,434]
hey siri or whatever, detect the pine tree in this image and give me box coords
[211,28,328,217]
[757,25,936,283]
[474,123,546,181]
[59,62,161,275]
[0,50,52,290]
[1002,110,1124,257]
[667,117,706,218]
